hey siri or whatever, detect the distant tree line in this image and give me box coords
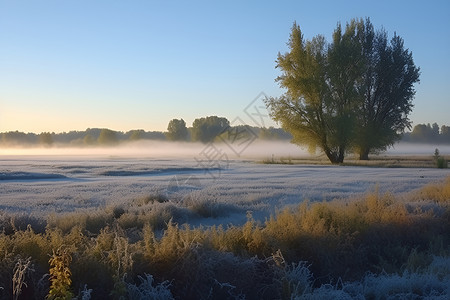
[0,116,292,147]
[402,123,450,144]
[2,120,448,148]
[0,128,166,147]
[165,116,291,143]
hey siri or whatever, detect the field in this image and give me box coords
[0,143,449,299]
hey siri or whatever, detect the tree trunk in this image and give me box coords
[337,146,345,163]
[359,148,370,160]
[324,150,337,164]
[324,149,345,164]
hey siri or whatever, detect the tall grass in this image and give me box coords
[0,177,448,299]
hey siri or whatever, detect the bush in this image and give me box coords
[127,274,174,300]
[434,148,448,168]
[437,157,448,168]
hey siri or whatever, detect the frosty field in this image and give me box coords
[1,145,449,299]
[1,150,449,226]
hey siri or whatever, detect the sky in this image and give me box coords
[1,0,449,133]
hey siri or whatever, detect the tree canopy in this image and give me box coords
[266,18,420,163]
[403,123,450,144]
[97,128,118,145]
[166,119,188,141]
[191,116,230,143]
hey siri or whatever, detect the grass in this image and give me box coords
[261,154,450,168]
[0,177,449,299]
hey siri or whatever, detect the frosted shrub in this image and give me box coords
[359,270,450,299]
[78,284,92,300]
[294,284,355,300]
[270,250,313,298]
[426,256,450,281]
[277,254,450,299]
[127,274,174,300]
[12,256,34,300]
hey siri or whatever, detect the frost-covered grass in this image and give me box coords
[1,156,449,224]
[0,176,449,299]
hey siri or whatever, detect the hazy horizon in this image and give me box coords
[1,0,449,133]
[1,140,449,158]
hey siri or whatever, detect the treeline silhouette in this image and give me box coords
[0,129,165,147]
[403,123,450,144]
[0,123,291,148]
[1,121,447,148]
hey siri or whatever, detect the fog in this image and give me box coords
[0,140,308,159]
[385,142,450,155]
[0,140,448,159]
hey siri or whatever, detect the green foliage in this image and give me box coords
[39,132,54,146]
[191,116,229,143]
[82,134,95,145]
[166,118,188,141]
[0,124,290,147]
[433,148,448,169]
[128,129,145,141]
[437,157,448,169]
[268,18,420,163]
[355,21,420,159]
[97,129,118,145]
[268,20,364,164]
[406,123,442,143]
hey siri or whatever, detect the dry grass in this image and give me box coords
[414,176,450,204]
[0,177,448,299]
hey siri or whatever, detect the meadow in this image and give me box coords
[0,143,449,299]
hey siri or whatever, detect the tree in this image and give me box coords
[83,134,95,145]
[355,20,420,159]
[410,124,430,142]
[191,116,229,143]
[166,119,188,141]
[97,128,118,145]
[128,129,146,141]
[266,19,419,163]
[39,132,54,146]
[441,125,450,143]
[266,20,364,163]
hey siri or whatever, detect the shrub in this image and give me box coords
[437,157,448,168]
[434,148,448,168]
[127,274,173,300]
[47,247,73,300]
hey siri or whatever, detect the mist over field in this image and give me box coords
[1,141,449,299]
[1,141,449,225]
[1,139,449,158]
[385,142,450,155]
[0,140,304,159]
[1,145,449,299]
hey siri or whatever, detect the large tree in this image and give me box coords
[191,116,229,143]
[266,19,419,163]
[266,20,364,163]
[355,19,420,159]
[166,118,188,141]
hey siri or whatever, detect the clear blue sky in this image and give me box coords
[1,0,449,133]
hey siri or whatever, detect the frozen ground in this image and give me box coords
[1,147,449,226]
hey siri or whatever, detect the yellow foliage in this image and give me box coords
[47,247,73,300]
[416,176,450,204]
